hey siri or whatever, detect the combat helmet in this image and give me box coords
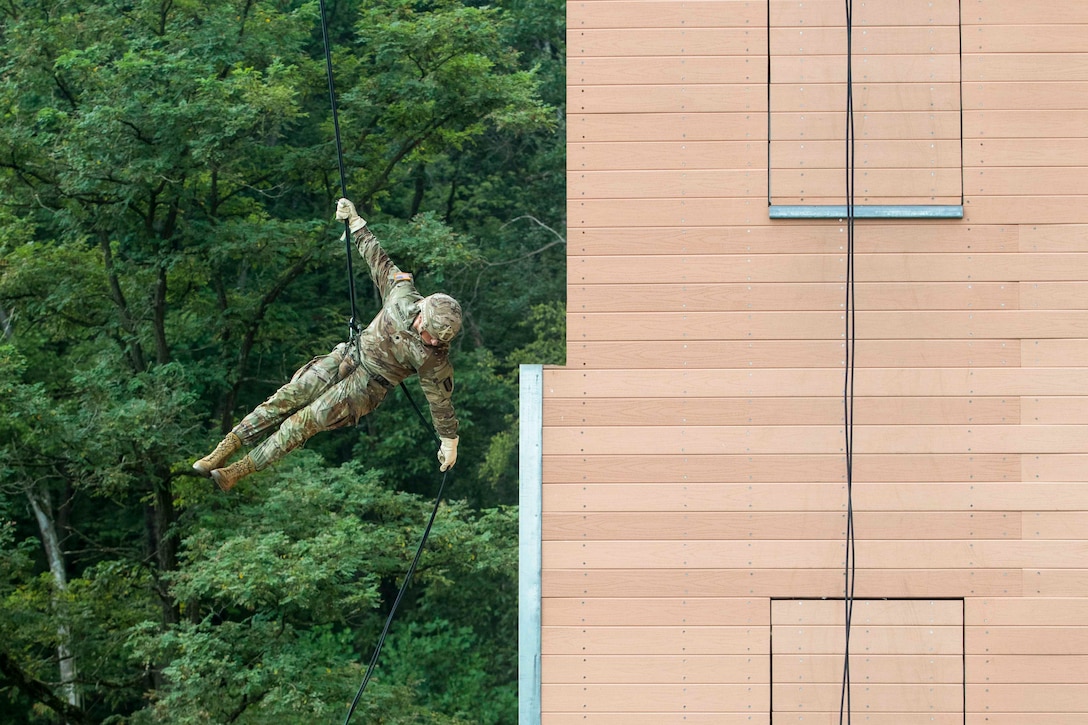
[419,293,462,343]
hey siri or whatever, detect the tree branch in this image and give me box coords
[471,215,565,304]
[221,249,316,428]
[0,652,88,725]
[98,232,148,373]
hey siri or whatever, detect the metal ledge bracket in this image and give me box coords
[770,205,964,219]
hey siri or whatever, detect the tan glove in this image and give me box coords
[438,437,458,472]
[335,198,367,232]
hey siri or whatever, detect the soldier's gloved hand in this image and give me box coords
[438,437,458,472]
[335,198,367,232]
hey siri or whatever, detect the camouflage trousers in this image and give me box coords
[233,342,389,470]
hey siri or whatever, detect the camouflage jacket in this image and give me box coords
[351,225,458,439]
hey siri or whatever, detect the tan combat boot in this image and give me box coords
[211,455,256,492]
[193,432,242,477]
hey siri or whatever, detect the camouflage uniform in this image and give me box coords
[234,225,458,471]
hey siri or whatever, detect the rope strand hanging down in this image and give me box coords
[839,0,859,723]
[318,0,361,345]
[315,2,454,722]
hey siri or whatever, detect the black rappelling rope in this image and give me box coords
[315,2,453,722]
[344,386,449,725]
[839,0,858,724]
[318,0,361,345]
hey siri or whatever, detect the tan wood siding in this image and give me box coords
[550,0,1088,721]
[771,600,964,720]
[768,0,962,204]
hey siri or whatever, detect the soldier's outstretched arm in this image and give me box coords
[418,357,459,470]
[335,198,405,300]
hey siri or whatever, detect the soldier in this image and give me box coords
[193,198,461,491]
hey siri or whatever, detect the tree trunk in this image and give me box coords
[148,475,181,626]
[26,485,82,716]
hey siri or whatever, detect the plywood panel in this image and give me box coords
[943,196,1088,224]
[569,0,764,30]
[1022,452,1088,480]
[572,57,761,85]
[771,26,961,55]
[971,25,1088,53]
[543,453,1023,485]
[775,684,963,711]
[544,424,1088,455]
[773,654,963,682]
[771,600,965,718]
[967,598,1088,626]
[570,254,1088,283]
[773,140,963,169]
[967,684,1088,711]
[772,55,960,84]
[967,717,1088,725]
[542,654,770,683]
[776,712,964,724]
[963,82,1088,111]
[569,28,760,57]
[1023,569,1088,597]
[543,597,768,626]
[544,512,1019,541]
[544,716,770,725]
[774,599,964,625]
[770,82,962,112]
[543,540,1088,570]
[569,141,763,171]
[542,368,1088,397]
[544,397,1019,426]
[1021,396,1088,423]
[1024,513,1088,539]
[544,683,768,712]
[574,197,1088,227]
[966,168,1088,196]
[569,198,768,227]
[772,168,963,199]
[565,340,1019,369]
[773,193,965,206]
[583,191,1088,228]
[543,482,1088,513]
[964,139,1088,167]
[964,111,1088,138]
[964,1,1088,25]
[569,225,1019,255]
[543,568,1022,598]
[571,85,764,114]
[543,626,766,655]
[968,655,1088,683]
[570,310,869,339]
[569,112,764,143]
[771,0,961,26]
[778,712,952,725]
[1021,283,1088,309]
[572,169,767,199]
[1022,454,1088,482]
[967,627,1088,654]
[1020,225,1088,252]
[964,54,1088,82]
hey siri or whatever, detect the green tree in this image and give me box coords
[124,456,516,724]
[1,0,563,720]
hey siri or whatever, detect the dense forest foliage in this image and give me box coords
[0,0,564,721]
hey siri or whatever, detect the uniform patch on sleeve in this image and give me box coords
[442,377,454,393]
[392,272,413,283]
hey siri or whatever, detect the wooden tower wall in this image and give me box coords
[539,0,1088,722]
